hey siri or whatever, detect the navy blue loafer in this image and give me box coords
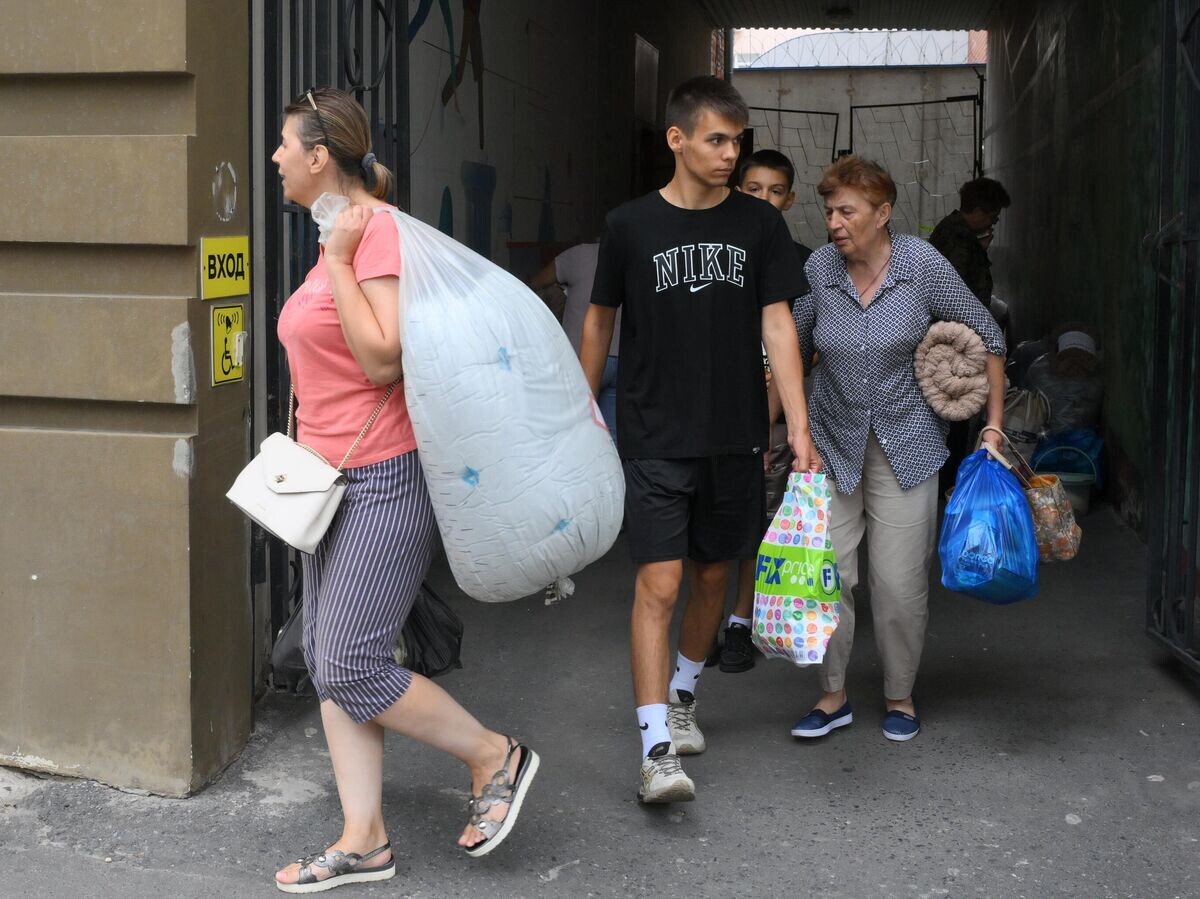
[882,709,920,742]
[791,701,853,738]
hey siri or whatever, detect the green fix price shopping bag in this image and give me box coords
[751,471,841,666]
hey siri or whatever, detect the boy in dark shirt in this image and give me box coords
[580,77,818,804]
[734,147,812,280]
[717,149,814,673]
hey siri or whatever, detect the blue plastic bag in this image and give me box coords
[939,449,1039,604]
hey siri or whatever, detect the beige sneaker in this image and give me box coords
[667,689,706,754]
[638,742,696,804]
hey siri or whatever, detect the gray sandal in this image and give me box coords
[463,737,540,858]
[276,842,394,894]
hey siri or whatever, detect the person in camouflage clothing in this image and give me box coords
[929,176,1011,310]
[930,177,1012,493]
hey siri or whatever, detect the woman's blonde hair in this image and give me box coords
[284,87,393,200]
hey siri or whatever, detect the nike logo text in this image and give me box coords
[653,242,746,291]
[689,283,713,293]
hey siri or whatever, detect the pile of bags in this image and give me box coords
[1002,323,1104,515]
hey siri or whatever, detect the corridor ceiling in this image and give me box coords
[695,0,1003,29]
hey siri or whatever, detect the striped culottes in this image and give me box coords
[301,450,438,724]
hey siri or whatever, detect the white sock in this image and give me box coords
[728,614,752,630]
[636,704,670,756]
[668,653,705,701]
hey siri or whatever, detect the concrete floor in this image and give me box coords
[2,505,1198,899]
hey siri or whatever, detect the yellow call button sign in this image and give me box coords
[211,303,246,386]
[200,236,250,300]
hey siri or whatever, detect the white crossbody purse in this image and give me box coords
[226,382,397,553]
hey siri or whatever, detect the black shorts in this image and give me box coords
[623,456,766,564]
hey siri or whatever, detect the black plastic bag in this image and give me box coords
[272,577,463,692]
[271,560,313,693]
[763,437,796,525]
[396,583,464,678]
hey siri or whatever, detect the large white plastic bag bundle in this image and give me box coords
[388,209,624,602]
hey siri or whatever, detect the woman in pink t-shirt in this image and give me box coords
[270,88,538,893]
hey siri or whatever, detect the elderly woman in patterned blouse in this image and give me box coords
[789,155,1006,743]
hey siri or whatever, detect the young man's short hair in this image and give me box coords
[959,177,1011,214]
[665,75,749,135]
[736,149,796,192]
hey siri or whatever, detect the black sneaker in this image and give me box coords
[704,638,721,667]
[718,623,756,673]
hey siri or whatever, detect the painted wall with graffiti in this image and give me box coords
[405,0,715,278]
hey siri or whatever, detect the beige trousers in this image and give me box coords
[818,432,939,700]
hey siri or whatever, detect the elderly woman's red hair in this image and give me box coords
[818,155,897,208]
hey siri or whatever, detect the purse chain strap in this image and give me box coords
[287,379,401,471]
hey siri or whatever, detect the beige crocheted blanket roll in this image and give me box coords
[914,321,988,422]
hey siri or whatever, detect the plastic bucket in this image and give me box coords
[1031,445,1097,516]
[1055,471,1094,515]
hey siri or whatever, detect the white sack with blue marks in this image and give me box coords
[390,209,624,602]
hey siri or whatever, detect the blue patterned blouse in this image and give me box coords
[792,231,1006,495]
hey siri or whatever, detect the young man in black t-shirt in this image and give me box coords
[580,76,819,804]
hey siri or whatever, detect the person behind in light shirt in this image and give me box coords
[530,242,621,444]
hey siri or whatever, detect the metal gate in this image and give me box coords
[744,104,839,248]
[1146,0,1200,674]
[847,89,983,238]
[256,1,410,650]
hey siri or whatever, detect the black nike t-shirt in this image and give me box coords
[795,241,813,296]
[591,189,807,459]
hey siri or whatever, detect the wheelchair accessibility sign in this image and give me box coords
[211,303,246,386]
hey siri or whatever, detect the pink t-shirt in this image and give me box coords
[277,207,416,468]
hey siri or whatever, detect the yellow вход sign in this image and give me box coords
[200,236,250,300]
